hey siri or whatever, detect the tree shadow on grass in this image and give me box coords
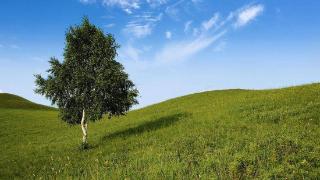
[101,112,189,141]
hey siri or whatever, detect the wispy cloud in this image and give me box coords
[119,43,142,61]
[154,11,226,62]
[88,1,264,63]
[79,0,96,4]
[165,0,185,20]
[155,31,226,62]
[146,0,168,8]
[81,0,169,13]
[184,20,192,33]
[154,3,264,63]
[103,0,140,14]
[202,13,219,31]
[165,31,172,39]
[192,28,199,36]
[124,12,162,38]
[191,0,201,3]
[118,43,154,64]
[0,44,20,49]
[234,4,264,28]
[105,23,115,28]
[124,23,152,38]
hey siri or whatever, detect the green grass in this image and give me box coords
[0,84,320,179]
[0,93,54,110]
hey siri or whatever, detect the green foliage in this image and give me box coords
[34,17,138,124]
[1,83,320,178]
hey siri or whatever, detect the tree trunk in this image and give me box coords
[81,109,88,144]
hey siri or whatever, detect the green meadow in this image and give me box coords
[0,83,319,179]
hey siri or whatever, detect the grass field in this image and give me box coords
[0,84,320,179]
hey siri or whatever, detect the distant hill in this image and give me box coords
[0,93,54,110]
[0,84,319,178]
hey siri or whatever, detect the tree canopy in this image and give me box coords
[35,17,138,125]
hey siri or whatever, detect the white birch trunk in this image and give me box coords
[81,109,88,144]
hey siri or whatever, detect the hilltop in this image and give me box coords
[0,93,54,110]
[0,84,319,178]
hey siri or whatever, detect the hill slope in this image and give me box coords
[0,84,319,178]
[0,93,54,110]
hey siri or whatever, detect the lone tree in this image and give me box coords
[35,17,138,145]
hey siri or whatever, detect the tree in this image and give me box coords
[35,17,138,145]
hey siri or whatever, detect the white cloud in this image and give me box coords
[117,3,264,64]
[0,44,21,49]
[0,89,3,93]
[154,3,264,63]
[165,0,185,20]
[184,20,192,33]
[119,44,142,61]
[125,23,152,38]
[80,0,169,12]
[124,13,162,38]
[192,28,199,36]
[191,0,201,3]
[103,0,140,14]
[165,31,172,39]
[202,13,219,31]
[155,31,226,62]
[146,0,167,7]
[79,0,96,4]
[191,13,220,37]
[124,8,133,14]
[105,23,115,28]
[235,4,264,27]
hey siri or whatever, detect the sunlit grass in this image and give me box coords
[0,83,319,178]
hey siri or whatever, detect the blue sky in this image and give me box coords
[0,0,319,108]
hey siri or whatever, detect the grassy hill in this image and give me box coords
[0,84,319,179]
[0,93,54,110]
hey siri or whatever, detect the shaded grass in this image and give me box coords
[102,113,188,140]
[0,83,319,178]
